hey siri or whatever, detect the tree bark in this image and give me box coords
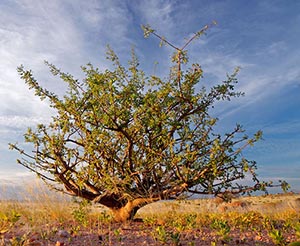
[110,197,160,222]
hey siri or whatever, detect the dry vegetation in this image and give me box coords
[1,183,300,245]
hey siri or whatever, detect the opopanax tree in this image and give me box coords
[10,24,287,222]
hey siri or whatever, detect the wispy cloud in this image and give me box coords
[134,0,175,35]
[0,0,299,194]
[0,0,138,187]
[178,1,300,121]
[0,171,34,186]
[0,115,50,129]
[0,0,136,121]
[0,1,86,119]
[261,120,300,136]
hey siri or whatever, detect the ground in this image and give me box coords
[1,193,300,245]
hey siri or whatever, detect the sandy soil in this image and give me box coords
[1,193,300,246]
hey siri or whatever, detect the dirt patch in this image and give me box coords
[1,193,300,245]
[1,219,299,246]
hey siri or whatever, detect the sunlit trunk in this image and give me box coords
[109,197,160,222]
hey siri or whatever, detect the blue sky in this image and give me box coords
[0,0,299,197]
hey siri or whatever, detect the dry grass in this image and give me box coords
[138,192,300,216]
[1,184,300,245]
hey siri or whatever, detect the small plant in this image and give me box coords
[288,242,300,246]
[244,211,263,226]
[143,216,157,226]
[39,230,49,240]
[268,229,286,246]
[9,233,30,246]
[0,210,21,234]
[262,217,277,230]
[294,222,300,239]
[70,224,81,236]
[185,213,197,229]
[172,218,185,232]
[113,228,122,242]
[211,218,231,243]
[153,225,168,244]
[170,231,181,246]
[71,199,91,227]
[98,210,112,224]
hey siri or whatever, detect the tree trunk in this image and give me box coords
[110,197,159,222]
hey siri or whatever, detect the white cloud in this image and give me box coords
[0,1,85,190]
[0,0,299,196]
[0,115,51,129]
[0,1,86,119]
[63,0,136,60]
[0,0,135,126]
[0,170,35,186]
[262,120,300,135]
[135,0,175,34]
[198,41,300,121]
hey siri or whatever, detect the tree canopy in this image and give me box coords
[10,23,287,222]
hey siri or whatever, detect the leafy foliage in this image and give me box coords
[9,23,284,220]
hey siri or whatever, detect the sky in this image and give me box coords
[0,0,299,198]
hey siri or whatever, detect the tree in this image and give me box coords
[10,23,287,222]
